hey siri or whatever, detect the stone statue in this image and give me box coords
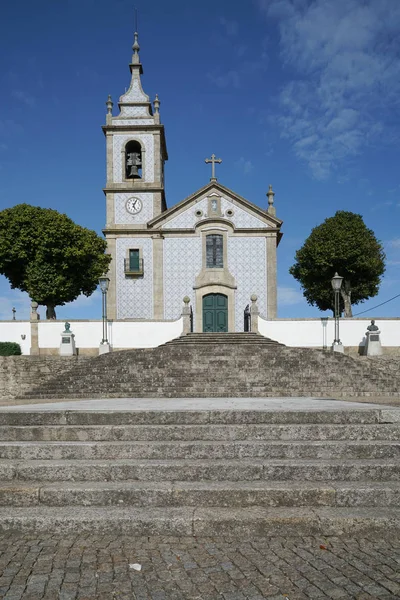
[367,319,379,332]
[126,152,142,178]
[64,322,71,333]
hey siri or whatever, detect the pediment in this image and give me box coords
[147,182,282,231]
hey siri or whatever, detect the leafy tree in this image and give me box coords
[0,204,111,319]
[289,211,385,317]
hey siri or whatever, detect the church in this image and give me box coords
[102,32,283,333]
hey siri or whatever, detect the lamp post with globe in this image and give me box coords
[331,272,344,353]
[99,274,110,354]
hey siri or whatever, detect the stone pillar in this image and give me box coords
[152,234,164,319]
[266,234,277,319]
[250,294,259,334]
[30,301,40,356]
[106,238,117,320]
[182,296,191,335]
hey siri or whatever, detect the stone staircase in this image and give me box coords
[0,406,399,536]
[15,333,400,400]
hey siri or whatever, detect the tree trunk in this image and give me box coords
[46,304,57,320]
[340,288,352,318]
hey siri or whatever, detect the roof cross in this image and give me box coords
[205,154,222,181]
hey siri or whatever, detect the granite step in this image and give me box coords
[0,423,398,441]
[0,505,399,537]
[0,440,398,461]
[2,458,400,482]
[0,408,391,426]
[2,480,399,508]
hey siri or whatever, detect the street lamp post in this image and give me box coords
[99,274,110,354]
[331,272,344,353]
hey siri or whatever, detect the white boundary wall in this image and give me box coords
[0,322,31,355]
[1,317,399,354]
[0,319,183,354]
[259,317,400,350]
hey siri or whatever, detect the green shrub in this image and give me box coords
[0,342,22,356]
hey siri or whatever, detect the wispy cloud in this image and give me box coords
[11,90,36,108]
[219,17,238,37]
[235,157,254,175]
[0,120,23,135]
[258,0,400,179]
[207,70,241,89]
[278,286,303,306]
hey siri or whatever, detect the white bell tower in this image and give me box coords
[103,31,168,319]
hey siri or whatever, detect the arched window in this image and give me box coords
[206,234,223,268]
[125,140,142,179]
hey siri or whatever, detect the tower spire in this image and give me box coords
[132,31,140,65]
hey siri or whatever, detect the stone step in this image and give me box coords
[18,390,400,400]
[2,458,399,482]
[2,480,399,508]
[0,423,398,441]
[0,505,399,537]
[0,408,394,426]
[0,440,399,460]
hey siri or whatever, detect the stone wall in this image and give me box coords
[0,356,89,403]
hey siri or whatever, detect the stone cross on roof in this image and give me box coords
[205,154,222,181]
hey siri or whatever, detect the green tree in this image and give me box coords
[289,211,386,317]
[0,204,111,319]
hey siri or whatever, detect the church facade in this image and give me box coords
[102,32,283,332]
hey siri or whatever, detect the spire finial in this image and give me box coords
[106,94,113,115]
[132,31,140,63]
[267,184,276,215]
[154,94,160,114]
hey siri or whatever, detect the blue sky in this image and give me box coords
[0,0,399,321]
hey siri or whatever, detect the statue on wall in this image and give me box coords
[367,319,379,332]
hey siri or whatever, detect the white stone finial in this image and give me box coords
[106,94,113,115]
[132,31,140,63]
[267,184,275,206]
[267,184,276,216]
[154,94,160,114]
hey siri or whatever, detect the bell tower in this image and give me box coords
[102,31,168,319]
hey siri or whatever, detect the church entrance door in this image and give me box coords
[202,294,228,332]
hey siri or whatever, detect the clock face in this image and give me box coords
[125,197,142,215]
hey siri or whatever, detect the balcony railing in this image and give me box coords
[124,258,144,276]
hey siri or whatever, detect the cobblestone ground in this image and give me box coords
[0,534,399,600]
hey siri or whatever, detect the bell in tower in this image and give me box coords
[125,140,142,179]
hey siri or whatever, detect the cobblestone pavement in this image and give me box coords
[0,534,399,600]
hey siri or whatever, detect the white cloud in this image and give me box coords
[11,90,36,108]
[258,0,400,179]
[388,239,400,248]
[278,286,303,305]
[219,17,238,37]
[235,157,254,175]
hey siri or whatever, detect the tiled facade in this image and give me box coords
[228,237,267,330]
[116,238,153,319]
[163,237,202,320]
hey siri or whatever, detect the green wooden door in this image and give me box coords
[203,294,228,332]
